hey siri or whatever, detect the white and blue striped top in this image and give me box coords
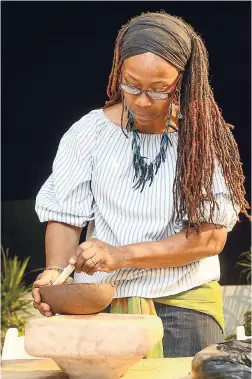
[35,109,240,298]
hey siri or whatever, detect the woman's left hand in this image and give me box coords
[69,239,124,275]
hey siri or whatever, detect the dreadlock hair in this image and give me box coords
[104,11,251,231]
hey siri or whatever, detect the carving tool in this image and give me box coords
[52,236,96,285]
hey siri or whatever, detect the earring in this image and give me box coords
[123,97,128,110]
[119,95,128,136]
[166,101,178,132]
[176,89,183,120]
[166,101,173,129]
[122,96,133,132]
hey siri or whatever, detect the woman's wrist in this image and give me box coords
[118,245,138,268]
[45,266,64,274]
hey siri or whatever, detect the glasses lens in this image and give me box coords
[120,83,140,95]
[149,92,169,100]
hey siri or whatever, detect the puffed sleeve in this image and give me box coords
[183,161,240,232]
[35,112,97,227]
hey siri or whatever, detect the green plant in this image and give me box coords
[1,247,36,346]
[224,334,237,342]
[236,247,251,337]
[244,310,251,337]
[236,247,251,283]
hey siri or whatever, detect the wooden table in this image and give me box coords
[1,358,193,379]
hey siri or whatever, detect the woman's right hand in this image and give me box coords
[32,269,73,317]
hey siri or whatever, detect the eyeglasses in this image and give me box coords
[119,73,182,101]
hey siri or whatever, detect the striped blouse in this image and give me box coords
[35,109,240,298]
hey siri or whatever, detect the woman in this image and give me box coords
[32,11,250,358]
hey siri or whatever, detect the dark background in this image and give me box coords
[1,1,251,285]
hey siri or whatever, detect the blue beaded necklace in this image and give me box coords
[128,102,179,192]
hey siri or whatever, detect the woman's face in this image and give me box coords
[121,52,180,126]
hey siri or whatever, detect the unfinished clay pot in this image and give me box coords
[39,283,115,315]
[25,313,164,379]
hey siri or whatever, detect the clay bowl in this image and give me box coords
[25,313,164,379]
[39,283,115,315]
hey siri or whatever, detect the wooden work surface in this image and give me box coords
[1,357,192,379]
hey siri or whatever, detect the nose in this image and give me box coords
[134,93,152,108]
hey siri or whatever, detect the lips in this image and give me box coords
[132,111,154,120]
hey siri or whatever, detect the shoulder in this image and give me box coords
[57,104,125,154]
[61,108,105,143]
[66,103,123,137]
[71,108,104,131]
[103,103,123,127]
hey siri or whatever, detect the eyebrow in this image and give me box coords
[122,72,170,85]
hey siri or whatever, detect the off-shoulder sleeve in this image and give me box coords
[35,112,98,227]
[182,161,240,232]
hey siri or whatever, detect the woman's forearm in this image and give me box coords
[120,223,227,269]
[45,221,82,267]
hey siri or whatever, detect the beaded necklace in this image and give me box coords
[128,102,179,192]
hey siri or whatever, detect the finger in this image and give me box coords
[86,268,96,276]
[39,310,52,318]
[69,245,85,265]
[33,302,52,316]
[81,256,101,274]
[66,276,74,284]
[40,302,51,312]
[32,287,41,303]
[32,278,53,302]
[33,277,55,289]
[74,251,97,272]
[87,261,103,276]
[69,239,96,265]
[86,271,94,276]
[33,301,51,312]
[45,311,53,317]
